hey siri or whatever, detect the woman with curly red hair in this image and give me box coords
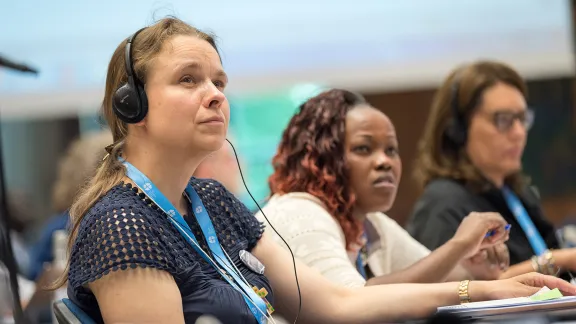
[258,88,513,287]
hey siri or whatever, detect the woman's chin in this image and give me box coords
[366,200,395,214]
[195,135,227,152]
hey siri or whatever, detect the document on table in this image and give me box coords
[437,287,576,314]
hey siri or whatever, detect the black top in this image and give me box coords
[68,178,273,324]
[407,178,560,267]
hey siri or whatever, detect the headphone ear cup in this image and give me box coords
[445,119,467,148]
[112,82,143,124]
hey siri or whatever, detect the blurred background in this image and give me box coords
[0,0,575,274]
[2,0,574,230]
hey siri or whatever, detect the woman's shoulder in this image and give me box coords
[422,178,470,199]
[415,178,478,215]
[84,182,147,217]
[189,177,249,216]
[74,181,175,247]
[190,177,266,250]
[366,212,403,229]
[260,192,337,222]
[257,192,343,239]
[69,183,182,290]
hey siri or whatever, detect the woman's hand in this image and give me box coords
[450,212,510,258]
[470,272,576,301]
[461,243,510,280]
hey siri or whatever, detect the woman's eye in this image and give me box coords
[353,145,370,154]
[213,80,226,89]
[180,76,195,83]
[386,146,399,156]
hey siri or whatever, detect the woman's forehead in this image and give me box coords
[154,35,223,73]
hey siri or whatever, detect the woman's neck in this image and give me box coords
[123,141,207,210]
[352,208,368,223]
[481,171,505,188]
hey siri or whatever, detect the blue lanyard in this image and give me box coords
[356,232,368,279]
[356,253,367,279]
[123,161,268,323]
[502,186,548,256]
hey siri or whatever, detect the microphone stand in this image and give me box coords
[0,58,37,324]
[0,130,27,324]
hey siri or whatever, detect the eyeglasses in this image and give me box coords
[491,109,535,132]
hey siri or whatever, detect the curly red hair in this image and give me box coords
[269,89,366,250]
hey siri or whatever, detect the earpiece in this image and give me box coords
[443,81,468,148]
[112,28,149,124]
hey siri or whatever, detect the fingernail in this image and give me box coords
[490,264,496,269]
[500,263,506,269]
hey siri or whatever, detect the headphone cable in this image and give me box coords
[226,138,302,324]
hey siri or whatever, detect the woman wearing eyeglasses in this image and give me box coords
[408,60,576,280]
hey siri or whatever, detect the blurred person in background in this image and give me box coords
[51,18,576,324]
[27,130,112,281]
[258,88,512,289]
[0,194,37,320]
[4,192,35,277]
[408,60,576,281]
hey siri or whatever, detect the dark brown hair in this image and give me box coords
[269,89,368,250]
[52,17,218,288]
[414,60,529,192]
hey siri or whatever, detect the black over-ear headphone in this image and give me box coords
[112,28,149,124]
[443,76,485,149]
[443,80,468,148]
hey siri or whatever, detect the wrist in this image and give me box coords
[467,280,490,302]
[447,237,475,258]
[550,249,567,268]
[458,280,472,303]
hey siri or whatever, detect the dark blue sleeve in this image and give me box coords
[210,181,265,251]
[68,202,173,290]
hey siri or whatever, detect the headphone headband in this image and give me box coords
[124,28,146,82]
[112,27,149,124]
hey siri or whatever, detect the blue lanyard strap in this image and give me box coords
[502,186,548,256]
[356,253,367,280]
[356,232,368,279]
[122,161,268,323]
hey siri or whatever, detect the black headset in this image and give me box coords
[443,81,468,148]
[443,77,484,149]
[112,28,149,124]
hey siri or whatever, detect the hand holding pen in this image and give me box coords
[452,212,512,259]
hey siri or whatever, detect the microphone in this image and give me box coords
[0,55,38,74]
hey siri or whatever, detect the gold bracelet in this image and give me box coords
[458,280,471,304]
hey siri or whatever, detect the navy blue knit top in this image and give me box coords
[67,178,273,324]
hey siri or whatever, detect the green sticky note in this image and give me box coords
[530,288,563,301]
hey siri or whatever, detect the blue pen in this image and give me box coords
[486,224,511,238]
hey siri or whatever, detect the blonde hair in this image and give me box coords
[52,17,219,288]
[51,131,113,212]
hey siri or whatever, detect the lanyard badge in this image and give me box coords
[122,160,270,323]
